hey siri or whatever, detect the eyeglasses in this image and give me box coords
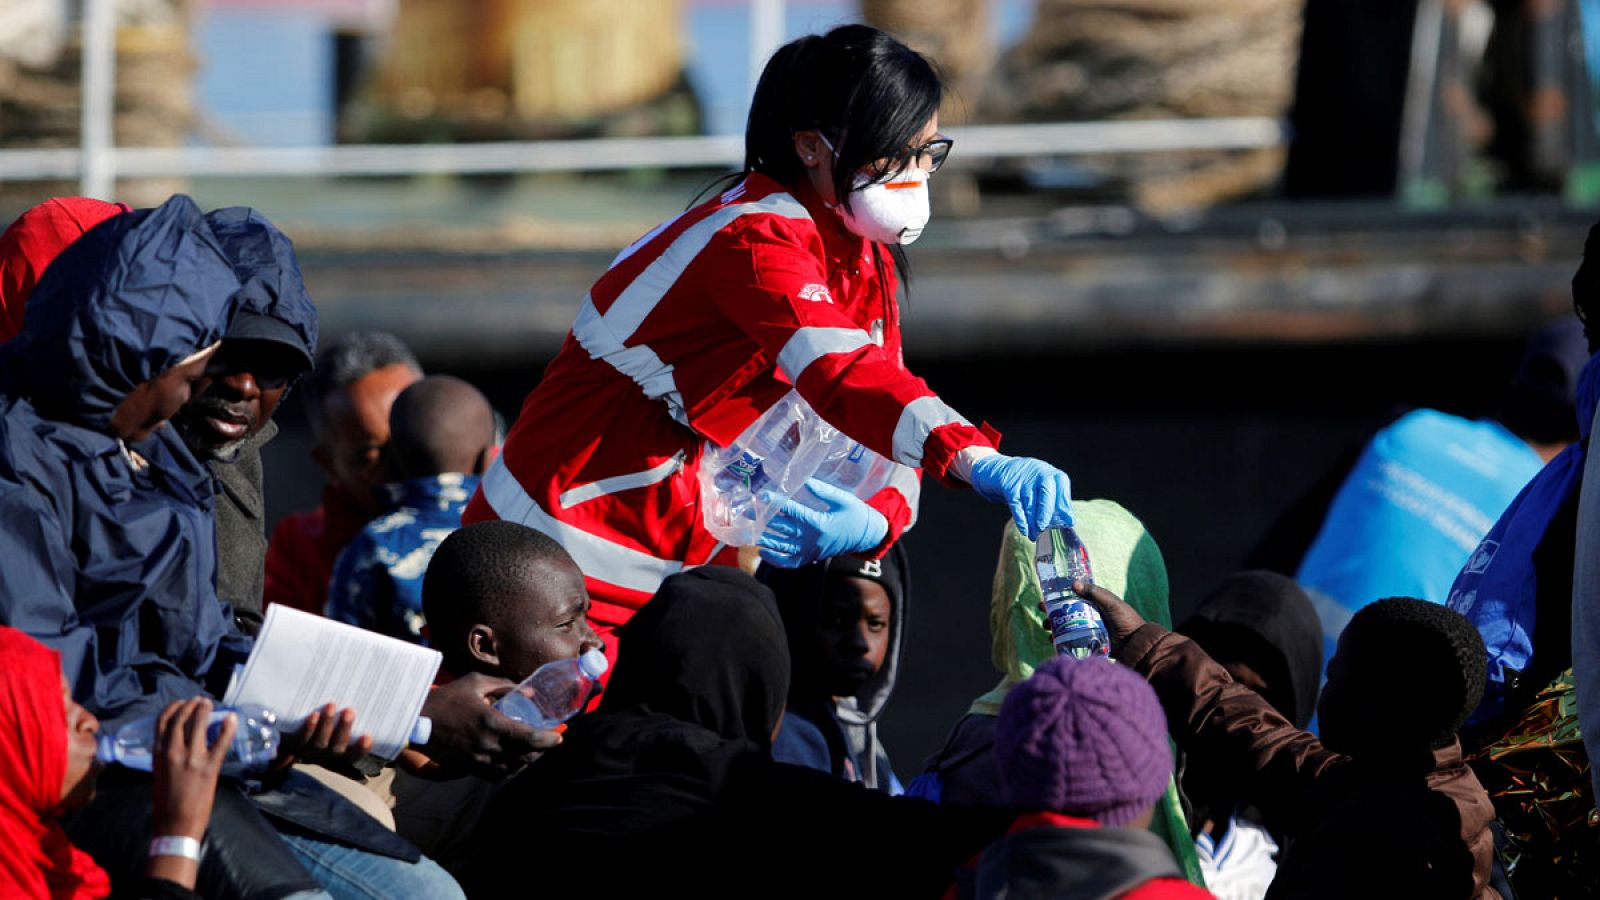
[902,136,954,174]
[817,132,955,175]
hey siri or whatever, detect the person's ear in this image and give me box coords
[468,624,502,668]
[792,131,827,170]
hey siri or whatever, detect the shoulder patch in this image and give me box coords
[798,283,834,304]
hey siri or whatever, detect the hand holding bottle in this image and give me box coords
[756,479,888,568]
[145,698,236,888]
[965,453,1074,540]
[1071,579,1149,654]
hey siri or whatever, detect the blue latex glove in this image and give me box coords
[966,453,1074,540]
[756,479,889,569]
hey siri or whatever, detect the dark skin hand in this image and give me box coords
[414,672,562,781]
[271,704,375,774]
[1072,578,1149,654]
[148,698,238,890]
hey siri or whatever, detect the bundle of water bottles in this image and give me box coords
[698,391,906,546]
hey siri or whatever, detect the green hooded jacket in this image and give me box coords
[970,501,1205,886]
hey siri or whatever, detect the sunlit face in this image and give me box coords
[174,338,302,460]
[814,575,892,698]
[59,676,100,811]
[796,114,942,208]
[109,344,220,443]
[483,558,604,684]
[312,363,420,514]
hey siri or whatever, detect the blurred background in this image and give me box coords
[2,0,1596,768]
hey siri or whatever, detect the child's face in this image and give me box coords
[814,576,892,698]
[491,559,604,684]
[1315,635,1376,756]
[59,676,101,811]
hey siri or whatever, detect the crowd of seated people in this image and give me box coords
[3,155,1599,899]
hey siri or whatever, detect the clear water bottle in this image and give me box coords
[495,649,609,729]
[699,392,842,545]
[1035,526,1111,659]
[97,703,281,777]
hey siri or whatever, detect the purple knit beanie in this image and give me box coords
[994,657,1172,827]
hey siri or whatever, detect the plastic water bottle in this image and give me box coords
[700,392,842,545]
[1035,526,1111,659]
[97,703,281,776]
[495,649,609,728]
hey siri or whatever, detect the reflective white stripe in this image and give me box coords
[571,297,689,425]
[891,395,973,468]
[775,326,874,383]
[559,451,686,509]
[601,192,811,342]
[887,462,923,530]
[479,457,684,595]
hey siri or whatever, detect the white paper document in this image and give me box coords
[223,604,441,761]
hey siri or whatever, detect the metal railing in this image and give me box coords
[0,0,1285,196]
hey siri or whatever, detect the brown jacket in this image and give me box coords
[1120,624,1498,900]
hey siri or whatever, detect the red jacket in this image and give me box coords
[464,173,994,625]
[263,483,373,616]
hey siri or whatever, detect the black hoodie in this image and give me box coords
[762,543,910,792]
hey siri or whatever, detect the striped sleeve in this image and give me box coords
[709,220,995,480]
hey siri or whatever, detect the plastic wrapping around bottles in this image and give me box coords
[698,392,842,546]
[699,391,915,545]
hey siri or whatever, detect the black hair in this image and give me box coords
[421,521,577,675]
[387,375,496,479]
[302,331,423,437]
[1572,221,1600,353]
[1337,597,1487,750]
[743,24,942,287]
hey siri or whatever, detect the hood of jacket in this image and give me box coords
[203,206,317,363]
[1178,570,1324,728]
[0,195,242,434]
[972,499,1172,717]
[760,541,911,728]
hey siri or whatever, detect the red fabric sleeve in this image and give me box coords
[708,219,995,480]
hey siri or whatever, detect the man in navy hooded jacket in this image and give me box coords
[0,196,470,900]
[174,207,319,634]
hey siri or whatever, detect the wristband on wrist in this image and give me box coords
[148,836,202,862]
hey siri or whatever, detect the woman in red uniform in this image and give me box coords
[464,25,1075,641]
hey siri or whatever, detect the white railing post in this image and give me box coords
[80,0,117,200]
[749,0,784,103]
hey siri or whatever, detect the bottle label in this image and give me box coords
[1045,598,1111,659]
[728,452,763,487]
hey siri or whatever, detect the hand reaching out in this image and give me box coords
[1072,579,1149,653]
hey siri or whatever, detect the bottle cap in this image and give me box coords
[578,649,609,679]
[95,733,116,767]
[409,716,432,747]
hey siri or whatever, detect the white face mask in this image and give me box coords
[816,133,933,246]
[836,167,931,246]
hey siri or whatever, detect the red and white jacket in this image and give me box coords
[463,173,996,626]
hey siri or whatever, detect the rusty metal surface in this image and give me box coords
[295,199,1596,363]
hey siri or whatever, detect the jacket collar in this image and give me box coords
[785,175,875,270]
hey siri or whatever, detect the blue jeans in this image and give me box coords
[279,832,466,900]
